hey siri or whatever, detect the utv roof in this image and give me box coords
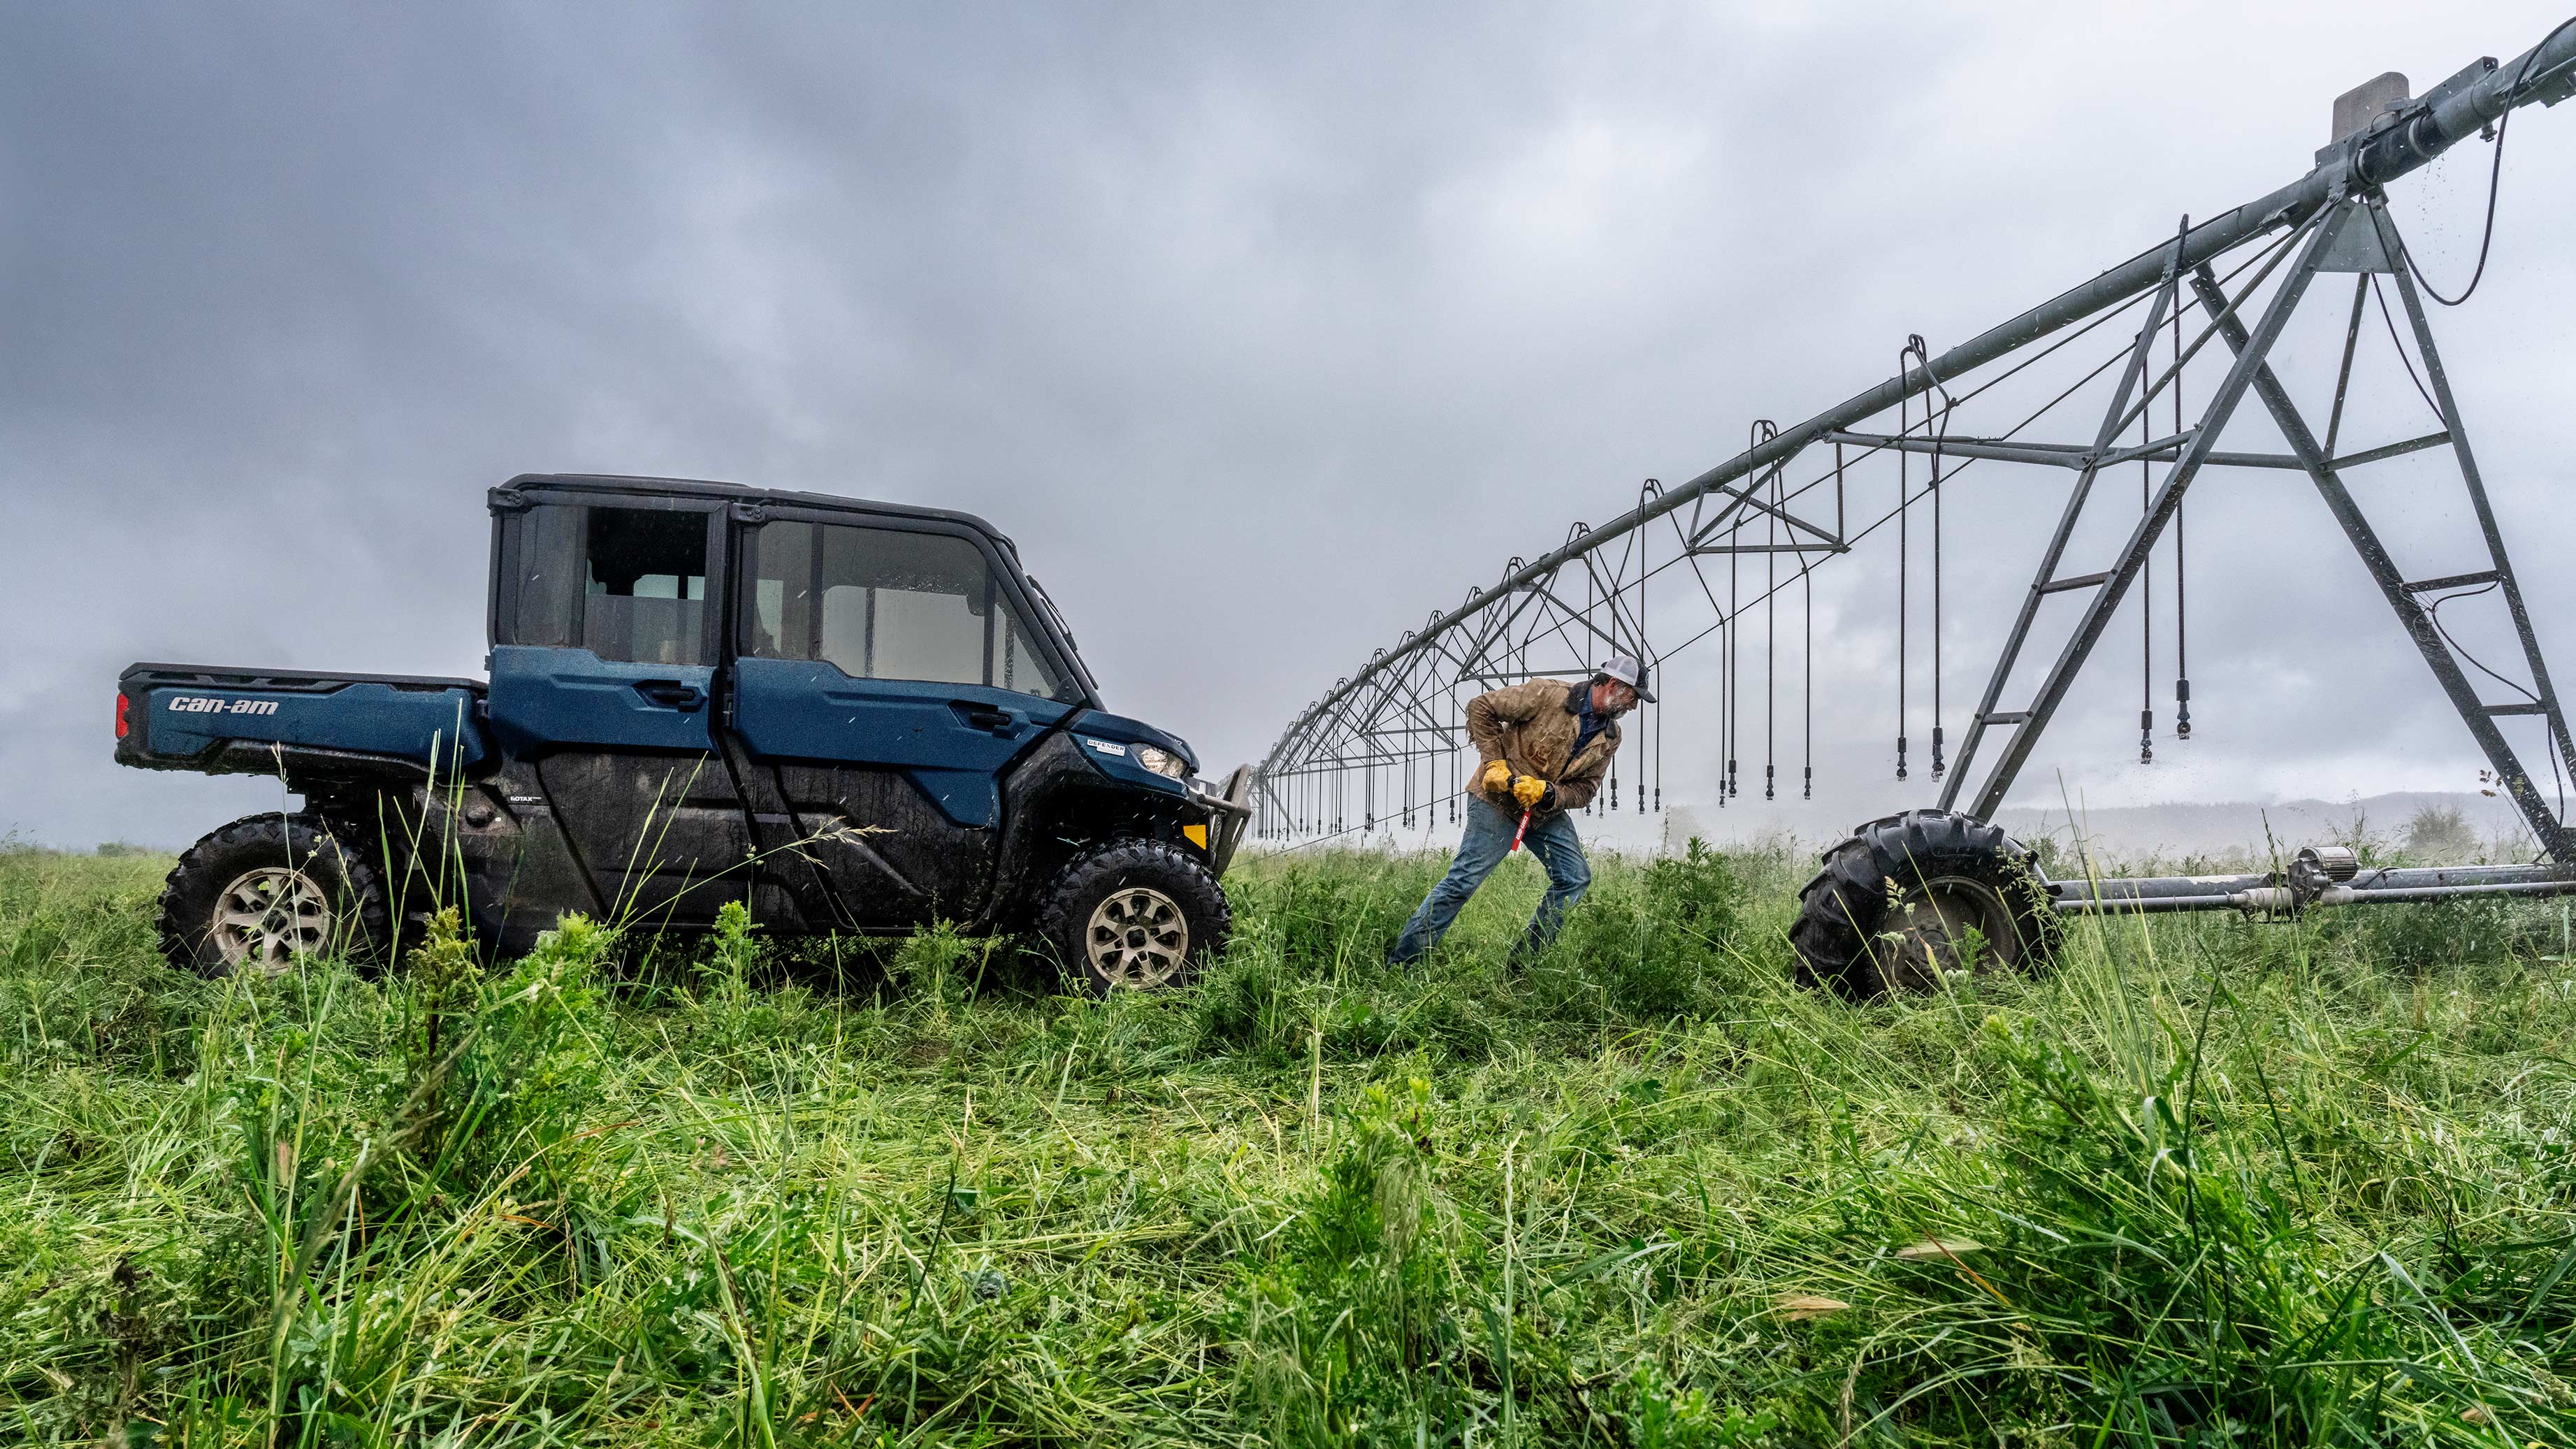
[493,473,1020,557]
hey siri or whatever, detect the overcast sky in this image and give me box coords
[6,1,2574,851]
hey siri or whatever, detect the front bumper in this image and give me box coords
[1188,765,1254,877]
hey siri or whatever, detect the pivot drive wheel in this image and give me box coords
[158,814,391,977]
[1790,809,2058,999]
[1035,839,1230,997]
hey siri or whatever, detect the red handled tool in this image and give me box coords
[1508,772,1535,852]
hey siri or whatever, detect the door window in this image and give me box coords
[502,503,713,665]
[741,520,1064,700]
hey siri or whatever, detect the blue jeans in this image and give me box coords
[1387,796,1592,964]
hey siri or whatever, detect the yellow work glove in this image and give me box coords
[1512,774,1548,808]
[1480,760,1512,793]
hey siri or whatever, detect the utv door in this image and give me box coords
[728,514,1076,926]
[487,494,753,925]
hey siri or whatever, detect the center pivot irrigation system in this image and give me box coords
[1251,19,2576,995]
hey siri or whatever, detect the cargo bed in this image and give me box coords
[117,661,491,784]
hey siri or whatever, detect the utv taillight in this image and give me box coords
[115,692,129,740]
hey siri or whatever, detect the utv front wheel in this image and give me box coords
[157,814,391,977]
[1034,839,1230,996]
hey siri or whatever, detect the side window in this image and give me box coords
[740,520,1065,700]
[507,504,585,649]
[742,519,814,661]
[503,503,711,665]
[584,509,710,665]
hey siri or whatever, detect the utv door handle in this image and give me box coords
[953,703,1022,735]
[634,679,706,711]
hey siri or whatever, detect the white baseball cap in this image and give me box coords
[1595,655,1656,702]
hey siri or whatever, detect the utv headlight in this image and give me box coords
[1134,745,1187,780]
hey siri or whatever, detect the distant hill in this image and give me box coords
[1663,790,2551,869]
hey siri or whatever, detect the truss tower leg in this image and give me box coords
[2196,201,2575,861]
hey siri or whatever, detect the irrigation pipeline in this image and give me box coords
[1257,22,2576,839]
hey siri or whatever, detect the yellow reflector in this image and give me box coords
[1182,823,1208,849]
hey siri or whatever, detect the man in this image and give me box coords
[1386,656,1654,966]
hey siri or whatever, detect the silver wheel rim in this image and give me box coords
[210,866,336,973]
[1876,874,2018,992]
[1085,886,1189,990]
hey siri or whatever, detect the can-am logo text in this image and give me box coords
[168,695,279,716]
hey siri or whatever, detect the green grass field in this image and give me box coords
[6,830,2575,1446]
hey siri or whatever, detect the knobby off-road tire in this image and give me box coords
[157,814,392,978]
[1034,839,1231,997]
[1790,809,2059,999]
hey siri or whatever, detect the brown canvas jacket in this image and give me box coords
[1464,679,1619,817]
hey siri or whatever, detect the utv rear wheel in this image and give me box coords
[1034,839,1230,996]
[1790,809,2057,998]
[157,815,391,977]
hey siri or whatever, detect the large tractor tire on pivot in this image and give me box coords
[157,814,392,977]
[1034,838,1231,997]
[1790,809,2059,998]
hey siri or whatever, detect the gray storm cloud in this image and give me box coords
[5,1,2573,849]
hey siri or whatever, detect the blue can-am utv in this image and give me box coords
[115,475,1252,993]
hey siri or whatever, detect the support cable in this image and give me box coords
[2393,15,2576,308]
[2426,580,2568,821]
[2368,274,2446,422]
